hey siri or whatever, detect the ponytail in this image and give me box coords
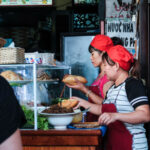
[130,59,141,79]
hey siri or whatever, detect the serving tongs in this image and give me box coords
[60,84,66,98]
[59,84,66,107]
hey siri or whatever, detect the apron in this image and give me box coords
[102,85,133,150]
[86,85,100,122]
[86,75,108,122]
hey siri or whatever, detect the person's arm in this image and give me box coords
[71,96,102,115]
[86,80,113,104]
[0,76,26,148]
[116,105,150,123]
[98,104,150,125]
[0,129,23,150]
[66,79,104,104]
[99,78,150,125]
[84,88,104,104]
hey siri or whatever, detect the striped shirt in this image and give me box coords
[103,77,149,150]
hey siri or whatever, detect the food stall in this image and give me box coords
[0,47,104,150]
[0,0,149,149]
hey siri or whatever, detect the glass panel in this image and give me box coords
[0,64,71,130]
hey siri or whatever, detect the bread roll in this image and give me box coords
[0,70,23,81]
[58,98,78,109]
[62,74,87,85]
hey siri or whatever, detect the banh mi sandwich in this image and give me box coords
[62,74,87,85]
[58,98,78,109]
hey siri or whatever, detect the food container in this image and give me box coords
[0,47,25,64]
[25,52,55,65]
[41,53,55,65]
[25,52,42,64]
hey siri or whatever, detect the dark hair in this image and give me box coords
[88,45,102,54]
[102,53,141,79]
[111,37,124,46]
[102,52,115,66]
[130,59,141,79]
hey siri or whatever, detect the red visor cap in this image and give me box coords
[90,35,114,52]
[107,45,134,71]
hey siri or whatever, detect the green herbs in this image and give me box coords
[22,105,49,130]
[51,97,65,105]
[22,105,34,127]
[38,116,49,130]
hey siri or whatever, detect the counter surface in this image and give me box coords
[21,129,102,150]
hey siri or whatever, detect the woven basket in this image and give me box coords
[0,47,25,64]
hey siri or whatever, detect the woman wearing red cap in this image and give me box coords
[72,45,150,150]
[66,34,116,121]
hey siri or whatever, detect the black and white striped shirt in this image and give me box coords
[103,77,149,150]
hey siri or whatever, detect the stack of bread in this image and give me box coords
[37,72,51,80]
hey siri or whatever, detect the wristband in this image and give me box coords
[86,90,92,97]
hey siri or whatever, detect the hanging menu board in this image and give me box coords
[0,0,52,5]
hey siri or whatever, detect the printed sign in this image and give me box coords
[106,19,136,49]
[106,18,137,58]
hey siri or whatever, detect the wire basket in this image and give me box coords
[0,47,25,64]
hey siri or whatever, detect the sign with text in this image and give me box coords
[106,19,136,49]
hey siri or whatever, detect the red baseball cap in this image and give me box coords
[90,34,113,52]
[107,45,134,71]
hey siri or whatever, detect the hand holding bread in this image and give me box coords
[62,74,87,85]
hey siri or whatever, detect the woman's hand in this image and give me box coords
[70,96,90,109]
[71,96,102,115]
[98,112,118,125]
[65,78,87,92]
[98,105,150,125]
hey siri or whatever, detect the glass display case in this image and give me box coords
[0,63,71,130]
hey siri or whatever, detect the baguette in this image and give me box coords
[62,74,87,85]
[58,98,78,109]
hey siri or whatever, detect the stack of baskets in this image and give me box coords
[0,47,25,64]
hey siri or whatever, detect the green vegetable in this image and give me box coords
[38,116,49,130]
[51,97,66,105]
[22,105,49,130]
